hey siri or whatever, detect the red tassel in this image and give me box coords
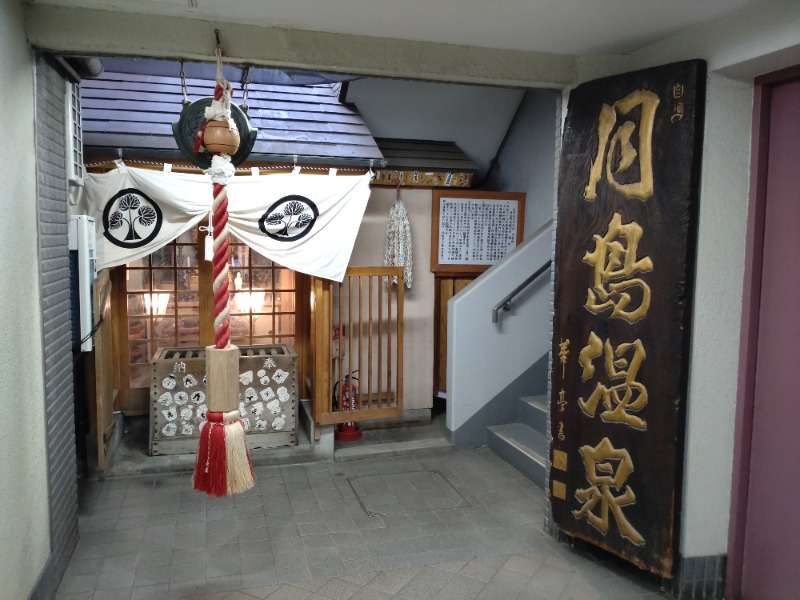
[192,411,228,497]
[192,420,212,493]
[207,416,228,497]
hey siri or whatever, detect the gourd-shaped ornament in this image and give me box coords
[201,119,240,155]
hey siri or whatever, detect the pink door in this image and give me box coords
[736,73,800,599]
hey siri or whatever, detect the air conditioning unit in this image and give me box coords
[68,215,96,352]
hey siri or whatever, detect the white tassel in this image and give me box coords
[384,198,413,288]
[223,411,255,494]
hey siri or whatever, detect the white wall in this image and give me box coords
[347,78,525,180]
[0,0,52,596]
[678,73,751,557]
[617,0,800,559]
[349,187,434,411]
[629,0,800,80]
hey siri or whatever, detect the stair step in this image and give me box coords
[486,423,547,488]
[334,438,453,462]
[517,394,548,434]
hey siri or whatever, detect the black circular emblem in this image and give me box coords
[102,188,163,249]
[258,195,319,242]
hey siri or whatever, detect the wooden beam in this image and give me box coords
[26,5,575,89]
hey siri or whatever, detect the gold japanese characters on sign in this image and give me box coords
[572,437,645,546]
[578,333,648,431]
[572,87,658,546]
[559,338,570,378]
[671,83,685,123]
[583,212,653,324]
[584,90,660,202]
[557,338,571,444]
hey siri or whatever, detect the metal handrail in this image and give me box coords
[491,259,552,323]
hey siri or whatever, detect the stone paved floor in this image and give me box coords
[57,448,665,600]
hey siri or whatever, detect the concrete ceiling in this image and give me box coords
[32,0,761,56]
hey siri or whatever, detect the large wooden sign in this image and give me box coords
[550,60,706,577]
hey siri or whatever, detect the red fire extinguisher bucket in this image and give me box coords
[334,372,362,442]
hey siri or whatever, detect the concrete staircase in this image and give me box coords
[487,394,548,488]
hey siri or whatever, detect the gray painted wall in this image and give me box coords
[450,355,548,448]
[482,89,561,238]
[346,77,525,180]
[31,54,79,600]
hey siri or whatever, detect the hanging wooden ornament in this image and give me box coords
[202,119,241,155]
[171,53,256,168]
[172,97,256,168]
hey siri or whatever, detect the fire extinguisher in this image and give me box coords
[334,371,362,441]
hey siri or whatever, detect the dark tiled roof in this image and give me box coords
[375,138,478,172]
[80,71,384,165]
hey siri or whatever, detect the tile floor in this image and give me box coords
[57,448,666,600]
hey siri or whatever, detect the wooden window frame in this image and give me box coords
[112,230,309,415]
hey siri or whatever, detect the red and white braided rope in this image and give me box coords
[205,66,236,350]
[211,179,231,349]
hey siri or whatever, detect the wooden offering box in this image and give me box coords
[150,345,297,455]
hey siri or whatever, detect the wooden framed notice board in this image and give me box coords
[430,190,525,274]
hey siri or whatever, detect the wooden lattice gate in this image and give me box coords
[312,267,404,426]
